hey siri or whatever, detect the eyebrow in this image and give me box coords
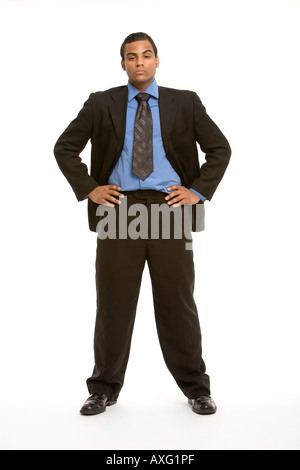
[126,50,154,57]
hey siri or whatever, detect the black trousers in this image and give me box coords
[87,191,210,401]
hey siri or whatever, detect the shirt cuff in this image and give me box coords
[189,188,206,202]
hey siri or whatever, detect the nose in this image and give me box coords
[136,54,144,67]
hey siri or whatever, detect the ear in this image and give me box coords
[156,56,160,68]
[121,60,126,71]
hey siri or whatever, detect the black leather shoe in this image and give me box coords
[188,396,217,415]
[80,393,117,416]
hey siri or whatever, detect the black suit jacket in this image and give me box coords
[54,86,231,232]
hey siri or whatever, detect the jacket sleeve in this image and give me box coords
[53,94,100,201]
[190,93,231,200]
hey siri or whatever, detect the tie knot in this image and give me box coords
[136,92,151,103]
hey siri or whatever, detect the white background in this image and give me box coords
[0,0,299,450]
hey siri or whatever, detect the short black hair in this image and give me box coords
[120,32,158,60]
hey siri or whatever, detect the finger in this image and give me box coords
[105,195,123,205]
[167,185,181,193]
[172,201,185,208]
[165,190,181,200]
[107,185,122,191]
[167,195,185,205]
[108,189,125,198]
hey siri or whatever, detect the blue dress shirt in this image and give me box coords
[108,80,206,201]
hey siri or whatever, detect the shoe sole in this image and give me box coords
[188,399,217,415]
[80,400,117,416]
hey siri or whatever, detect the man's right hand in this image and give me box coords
[88,185,124,207]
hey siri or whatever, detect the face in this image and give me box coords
[121,40,159,91]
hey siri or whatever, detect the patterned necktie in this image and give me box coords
[132,93,153,181]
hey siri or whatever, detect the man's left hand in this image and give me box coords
[165,185,200,207]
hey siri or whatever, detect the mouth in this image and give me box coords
[135,69,145,75]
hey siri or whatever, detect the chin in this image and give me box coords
[134,75,148,82]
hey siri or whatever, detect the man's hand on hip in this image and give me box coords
[88,185,124,207]
[165,185,200,207]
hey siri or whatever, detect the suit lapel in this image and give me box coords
[108,86,128,144]
[158,87,177,151]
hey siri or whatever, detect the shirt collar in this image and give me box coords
[128,79,159,102]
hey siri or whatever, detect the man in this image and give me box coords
[54,32,231,416]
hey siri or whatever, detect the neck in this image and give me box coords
[130,78,155,92]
